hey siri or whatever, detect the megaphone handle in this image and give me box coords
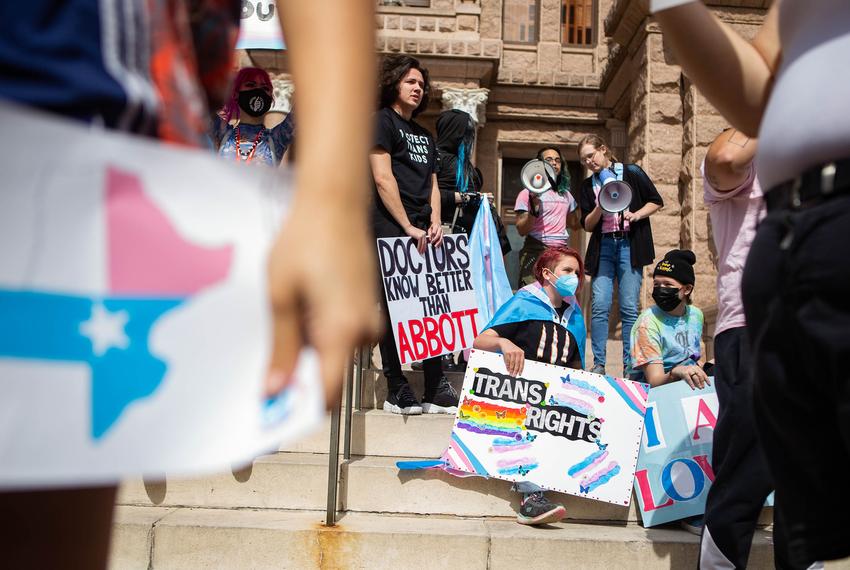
[618,211,624,231]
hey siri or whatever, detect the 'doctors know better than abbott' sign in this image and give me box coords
[377,235,482,364]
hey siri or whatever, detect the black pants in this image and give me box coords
[699,327,787,569]
[373,217,442,396]
[742,193,850,568]
[378,291,442,396]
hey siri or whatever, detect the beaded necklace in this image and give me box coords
[235,124,265,164]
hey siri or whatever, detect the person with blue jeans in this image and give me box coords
[577,135,663,376]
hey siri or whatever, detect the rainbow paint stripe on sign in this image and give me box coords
[456,397,527,438]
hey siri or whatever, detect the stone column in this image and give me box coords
[440,87,489,126]
[440,87,490,166]
[605,118,627,164]
[270,76,295,114]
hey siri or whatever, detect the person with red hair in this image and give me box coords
[473,245,587,525]
[212,67,294,166]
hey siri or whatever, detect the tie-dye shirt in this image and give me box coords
[630,305,703,377]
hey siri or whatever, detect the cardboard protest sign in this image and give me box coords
[446,350,649,505]
[377,235,482,364]
[633,381,719,526]
[0,103,322,488]
[236,1,286,50]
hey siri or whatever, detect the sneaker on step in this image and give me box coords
[422,376,459,414]
[680,515,704,536]
[517,492,567,525]
[383,383,423,415]
[589,363,606,375]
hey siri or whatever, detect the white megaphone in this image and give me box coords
[520,159,557,195]
[597,168,633,214]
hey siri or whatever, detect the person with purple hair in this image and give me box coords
[212,66,295,167]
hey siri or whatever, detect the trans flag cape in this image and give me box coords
[468,197,513,327]
[485,282,586,368]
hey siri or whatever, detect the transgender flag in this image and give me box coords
[0,102,322,488]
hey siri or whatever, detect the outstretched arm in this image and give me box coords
[704,129,758,191]
[266,0,381,405]
[652,1,782,136]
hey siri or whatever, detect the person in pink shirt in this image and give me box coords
[700,128,780,569]
[514,146,580,287]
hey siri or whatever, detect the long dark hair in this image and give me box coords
[536,145,571,196]
[378,54,431,118]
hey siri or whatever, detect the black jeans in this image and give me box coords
[742,193,850,567]
[700,327,787,569]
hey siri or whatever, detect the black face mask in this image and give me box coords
[652,286,682,312]
[238,88,272,117]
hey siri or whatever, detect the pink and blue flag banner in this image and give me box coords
[237,1,286,50]
[0,102,322,488]
[633,381,719,526]
[468,198,512,328]
[431,349,648,505]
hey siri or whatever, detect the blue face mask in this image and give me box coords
[547,273,578,298]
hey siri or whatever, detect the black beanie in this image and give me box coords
[653,249,696,285]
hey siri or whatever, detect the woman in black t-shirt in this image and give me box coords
[369,55,458,416]
[577,134,663,378]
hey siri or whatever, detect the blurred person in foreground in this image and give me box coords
[652,0,850,566]
[699,129,780,569]
[0,1,380,568]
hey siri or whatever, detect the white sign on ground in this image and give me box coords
[0,103,322,488]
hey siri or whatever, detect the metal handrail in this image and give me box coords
[325,347,366,526]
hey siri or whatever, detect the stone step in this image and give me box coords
[118,453,772,524]
[119,451,638,521]
[340,454,640,523]
[280,409,454,458]
[118,452,335,512]
[110,505,779,570]
[121,451,773,526]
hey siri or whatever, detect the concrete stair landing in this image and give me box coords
[111,359,787,569]
[112,506,778,570]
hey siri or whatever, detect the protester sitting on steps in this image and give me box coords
[369,54,459,416]
[630,248,708,535]
[630,249,707,390]
[473,246,586,525]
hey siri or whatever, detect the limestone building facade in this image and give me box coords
[248,0,772,353]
